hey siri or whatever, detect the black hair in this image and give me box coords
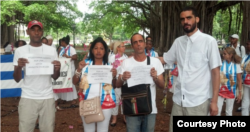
[3,41,10,48]
[57,39,62,51]
[130,33,144,45]
[88,37,109,65]
[14,40,27,48]
[146,36,152,40]
[181,6,198,17]
[41,37,48,43]
[61,35,70,45]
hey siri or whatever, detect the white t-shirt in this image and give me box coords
[51,44,56,48]
[13,44,58,99]
[119,56,164,114]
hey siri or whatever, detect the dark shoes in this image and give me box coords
[110,122,116,127]
[237,107,242,112]
[35,123,39,129]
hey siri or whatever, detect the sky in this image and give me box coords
[75,0,92,22]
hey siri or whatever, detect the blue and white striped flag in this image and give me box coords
[1,54,23,98]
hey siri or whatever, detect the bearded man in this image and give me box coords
[158,7,222,132]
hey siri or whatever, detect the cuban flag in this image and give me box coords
[1,54,23,98]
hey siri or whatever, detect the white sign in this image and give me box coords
[52,58,73,93]
[25,54,54,75]
[127,65,154,87]
[87,65,113,84]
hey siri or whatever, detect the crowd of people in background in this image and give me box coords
[1,6,249,132]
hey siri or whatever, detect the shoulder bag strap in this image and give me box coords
[147,56,150,65]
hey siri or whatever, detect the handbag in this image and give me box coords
[79,84,105,124]
[121,56,152,116]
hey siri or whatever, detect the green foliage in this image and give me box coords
[77,52,86,61]
[81,1,140,41]
[1,0,83,35]
[212,3,242,43]
[0,0,24,25]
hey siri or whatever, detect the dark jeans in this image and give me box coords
[126,114,156,132]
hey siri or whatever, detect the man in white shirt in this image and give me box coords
[116,33,164,132]
[13,20,61,132]
[229,34,245,58]
[158,7,222,132]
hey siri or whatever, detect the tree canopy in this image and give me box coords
[81,1,248,55]
[1,0,83,44]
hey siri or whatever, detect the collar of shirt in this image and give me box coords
[185,29,201,43]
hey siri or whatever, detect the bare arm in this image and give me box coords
[116,71,131,88]
[153,74,164,89]
[70,54,77,60]
[150,67,164,89]
[210,66,220,116]
[236,73,242,103]
[73,68,82,85]
[51,60,61,80]
[72,60,87,85]
[13,66,23,82]
[13,58,28,82]
[116,74,123,88]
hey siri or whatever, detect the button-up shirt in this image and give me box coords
[163,30,222,107]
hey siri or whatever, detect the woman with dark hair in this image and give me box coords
[41,37,48,45]
[14,40,27,48]
[55,35,78,108]
[57,39,62,55]
[73,37,117,132]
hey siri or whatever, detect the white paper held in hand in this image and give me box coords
[87,65,113,84]
[25,54,54,75]
[127,65,154,87]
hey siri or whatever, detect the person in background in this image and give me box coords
[4,41,14,54]
[46,35,56,49]
[56,35,78,108]
[57,39,62,55]
[109,41,128,127]
[227,34,246,112]
[241,39,250,116]
[145,36,159,57]
[108,42,115,61]
[41,37,48,45]
[217,47,242,116]
[15,40,27,48]
[227,34,245,58]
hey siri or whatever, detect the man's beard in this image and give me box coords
[183,23,197,33]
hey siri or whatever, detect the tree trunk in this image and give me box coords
[8,16,15,43]
[1,23,8,46]
[241,1,250,45]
